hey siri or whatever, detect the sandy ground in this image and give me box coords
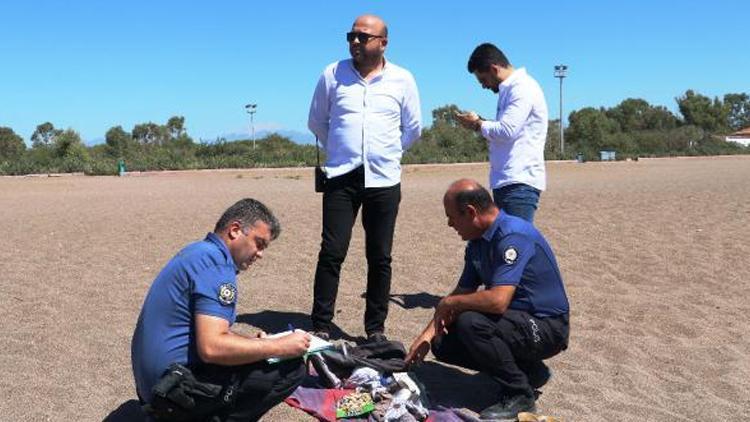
[1,156,749,421]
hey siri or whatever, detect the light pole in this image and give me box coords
[245,103,257,149]
[554,65,568,157]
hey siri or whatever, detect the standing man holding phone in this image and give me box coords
[455,43,549,223]
[307,14,422,342]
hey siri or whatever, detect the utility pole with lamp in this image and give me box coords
[553,65,568,157]
[245,103,257,149]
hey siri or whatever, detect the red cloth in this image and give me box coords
[284,386,356,421]
[285,385,472,422]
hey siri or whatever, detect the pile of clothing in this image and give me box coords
[289,339,430,421]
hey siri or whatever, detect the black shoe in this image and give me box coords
[479,394,536,421]
[522,361,551,389]
[365,332,388,344]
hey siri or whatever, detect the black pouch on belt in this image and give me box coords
[314,136,327,193]
[143,363,223,422]
[315,166,327,193]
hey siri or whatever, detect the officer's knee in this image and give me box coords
[430,337,446,361]
[270,359,306,398]
[284,359,307,387]
[454,311,487,335]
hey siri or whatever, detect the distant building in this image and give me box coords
[725,127,750,147]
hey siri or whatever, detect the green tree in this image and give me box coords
[166,116,186,140]
[606,98,650,132]
[105,125,134,158]
[132,122,168,145]
[723,93,750,131]
[0,127,26,160]
[643,105,679,131]
[566,107,619,157]
[31,122,62,148]
[260,133,297,153]
[676,90,729,133]
[665,125,705,152]
[54,129,87,158]
[545,119,562,159]
[432,104,463,127]
[606,98,679,132]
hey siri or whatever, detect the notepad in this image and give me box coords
[266,330,334,363]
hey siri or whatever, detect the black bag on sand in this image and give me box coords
[320,340,408,378]
[143,363,231,422]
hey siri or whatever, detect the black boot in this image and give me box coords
[519,360,551,389]
[479,394,536,421]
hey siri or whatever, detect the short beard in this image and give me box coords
[352,48,383,68]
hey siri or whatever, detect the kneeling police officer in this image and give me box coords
[406,179,570,420]
[131,198,310,421]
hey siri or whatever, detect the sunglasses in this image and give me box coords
[346,31,384,43]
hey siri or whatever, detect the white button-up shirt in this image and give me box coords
[308,59,422,188]
[479,68,548,191]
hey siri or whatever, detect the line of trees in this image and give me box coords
[1,89,748,176]
[549,90,750,160]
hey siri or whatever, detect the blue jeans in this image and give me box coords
[493,183,541,223]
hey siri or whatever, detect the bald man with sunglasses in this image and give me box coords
[308,15,422,342]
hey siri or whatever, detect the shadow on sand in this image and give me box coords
[413,361,501,413]
[236,310,359,342]
[389,292,442,310]
[356,291,442,310]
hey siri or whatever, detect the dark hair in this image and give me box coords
[454,184,494,215]
[214,198,281,240]
[467,43,511,73]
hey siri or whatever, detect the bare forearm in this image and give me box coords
[200,332,281,366]
[419,318,438,341]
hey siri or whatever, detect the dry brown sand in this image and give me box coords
[1,156,749,421]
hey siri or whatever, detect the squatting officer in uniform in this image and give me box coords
[406,179,570,420]
[131,198,310,421]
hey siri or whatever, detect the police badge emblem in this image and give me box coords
[218,283,237,305]
[503,246,518,264]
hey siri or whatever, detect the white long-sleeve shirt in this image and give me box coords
[308,59,422,188]
[479,68,548,191]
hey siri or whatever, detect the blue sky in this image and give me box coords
[1,1,748,145]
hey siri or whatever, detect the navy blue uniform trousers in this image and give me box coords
[432,309,569,399]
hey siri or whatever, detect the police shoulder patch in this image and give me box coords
[503,246,519,265]
[218,283,237,305]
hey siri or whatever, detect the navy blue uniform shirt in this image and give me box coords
[458,212,569,317]
[131,233,239,403]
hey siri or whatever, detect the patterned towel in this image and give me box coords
[285,385,480,422]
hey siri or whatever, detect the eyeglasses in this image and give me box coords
[346,31,384,43]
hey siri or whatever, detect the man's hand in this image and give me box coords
[455,110,481,131]
[433,298,457,339]
[272,331,311,358]
[405,334,432,366]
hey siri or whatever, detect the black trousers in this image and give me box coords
[312,166,401,335]
[187,358,305,422]
[432,310,569,399]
